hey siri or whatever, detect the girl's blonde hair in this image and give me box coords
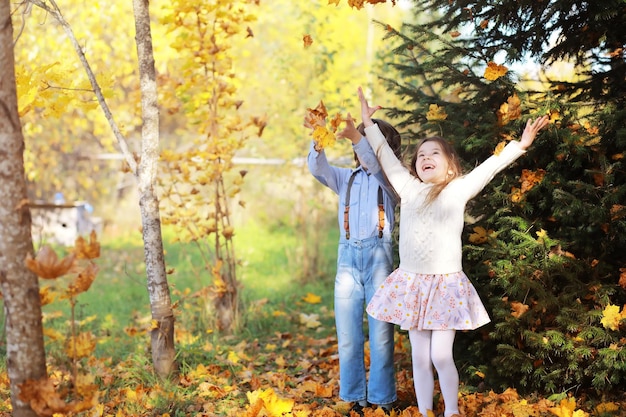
[409,136,463,204]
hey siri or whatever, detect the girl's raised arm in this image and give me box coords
[358,86,381,128]
[518,115,550,150]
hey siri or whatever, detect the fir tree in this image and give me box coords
[377,0,626,398]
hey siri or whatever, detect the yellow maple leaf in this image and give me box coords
[548,397,578,417]
[65,332,96,359]
[468,226,496,244]
[304,100,328,130]
[246,388,294,417]
[65,263,99,298]
[73,230,100,260]
[596,402,619,413]
[312,125,337,151]
[227,350,241,364]
[536,229,548,242]
[302,292,322,304]
[497,93,521,126]
[426,104,447,121]
[494,141,506,156]
[43,327,64,340]
[509,399,533,417]
[39,286,57,306]
[600,304,622,331]
[510,301,529,318]
[520,169,546,193]
[484,61,508,81]
[305,100,343,151]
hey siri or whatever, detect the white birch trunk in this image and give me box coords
[0,1,48,415]
[133,0,177,377]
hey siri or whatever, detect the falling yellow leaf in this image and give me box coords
[65,263,99,298]
[73,230,100,260]
[25,246,76,279]
[484,61,508,81]
[302,292,322,304]
[305,100,343,151]
[426,104,447,121]
[497,94,521,125]
[303,34,313,48]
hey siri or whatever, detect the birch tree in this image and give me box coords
[0,0,48,415]
[27,0,176,377]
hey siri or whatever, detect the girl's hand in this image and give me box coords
[519,115,550,150]
[336,113,361,144]
[358,86,381,127]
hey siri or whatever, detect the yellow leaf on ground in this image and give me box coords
[302,292,322,304]
[549,398,577,417]
[299,313,321,329]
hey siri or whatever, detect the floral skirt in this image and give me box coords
[366,268,490,331]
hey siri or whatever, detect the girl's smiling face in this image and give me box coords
[415,141,450,184]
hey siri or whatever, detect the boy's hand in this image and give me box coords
[336,113,361,144]
[519,115,550,150]
[358,86,381,127]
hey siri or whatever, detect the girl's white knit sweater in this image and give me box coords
[364,123,526,275]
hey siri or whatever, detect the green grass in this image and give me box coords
[5,217,340,363]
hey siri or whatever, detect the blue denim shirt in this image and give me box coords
[307,138,398,243]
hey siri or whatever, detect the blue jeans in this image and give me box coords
[334,236,396,405]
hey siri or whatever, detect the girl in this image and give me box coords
[340,87,549,417]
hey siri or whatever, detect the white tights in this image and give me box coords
[408,329,460,417]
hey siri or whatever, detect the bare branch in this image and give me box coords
[27,0,138,175]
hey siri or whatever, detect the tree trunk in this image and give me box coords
[0,1,48,415]
[132,0,177,378]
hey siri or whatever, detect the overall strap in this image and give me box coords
[377,186,384,238]
[343,170,385,240]
[343,171,358,240]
